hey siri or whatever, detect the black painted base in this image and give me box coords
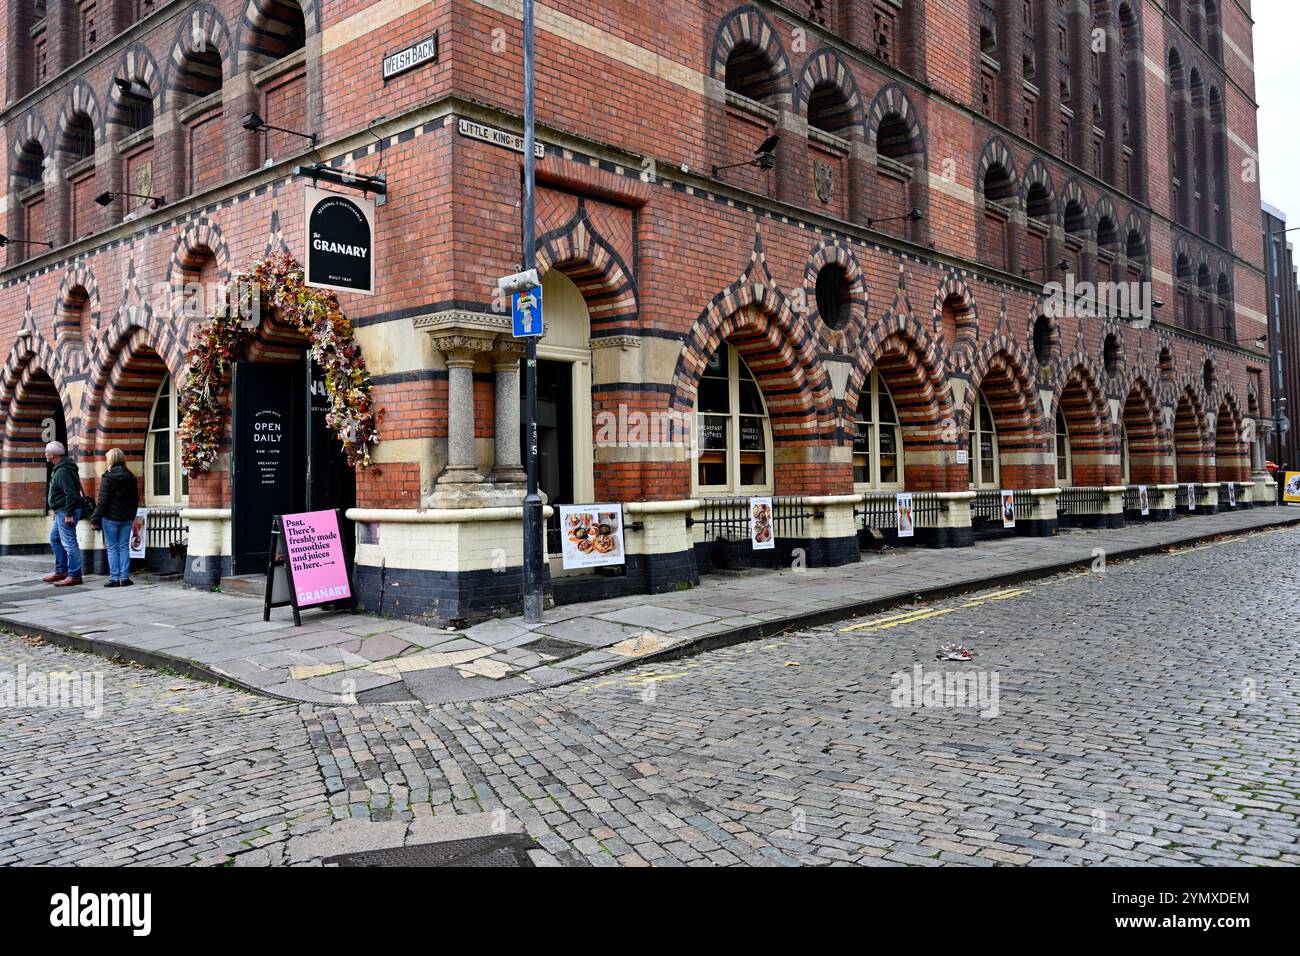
[353,562,525,625]
[184,554,232,590]
[694,535,860,575]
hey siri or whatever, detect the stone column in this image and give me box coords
[430,333,495,495]
[491,340,526,487]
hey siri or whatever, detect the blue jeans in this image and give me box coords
[102,518,132,582]
[50,510,82,579]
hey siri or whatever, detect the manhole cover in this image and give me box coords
[519,637,589,659]
[325,835,537,868]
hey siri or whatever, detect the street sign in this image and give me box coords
[499,268,540,295]
[1281,414,1291,435]
[512,286,543,337]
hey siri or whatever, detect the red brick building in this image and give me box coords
[0,0,1278,623]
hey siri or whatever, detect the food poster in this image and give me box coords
[559,505,625,569]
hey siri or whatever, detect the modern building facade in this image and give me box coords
[0,0,1278,624]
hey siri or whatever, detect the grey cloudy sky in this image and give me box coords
[1255,0,1300,221]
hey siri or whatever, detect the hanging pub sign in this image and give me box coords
[1137,484,1150,516]
[558,504,625,570]
[896,493,915,538]
[1001,490,1017,529]
[264,509,355,626]
[750,496,774,550]
[304,185,376,296]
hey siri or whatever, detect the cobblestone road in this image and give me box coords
[2,526,1298,866]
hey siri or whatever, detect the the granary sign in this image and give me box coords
[304,185,376,296]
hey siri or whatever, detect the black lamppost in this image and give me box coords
[521,0,543,623]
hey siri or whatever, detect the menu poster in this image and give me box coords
[1001,490,1017,529]
[559,504,625,569]
[1138,485,1150,516]
[750,496,774,550]
[1284,471,1300,504]
[1187,482,1197,510]
[1227,481,1237,507]
[129,508,148,559]
[896,493,915,538]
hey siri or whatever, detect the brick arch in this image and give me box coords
[1020,157,1056,208]
[107,43,163,130]
[87,303,185,397]
[710,4,793,104]
[81,324,174,470]
[56,80,105,150]
[534,200,638,336]
[1054,358,1116,486]
[1214,392,1248,483]
[1173,386,1210,482]
[237,0,318,71]
[1123,208,1149,260]
[964,338,1048,487]
[165,219,232,350]
[669,280,833,452]
[975,136,1018,204]
[867,83,926,158]
[1094,195,1120,239]
[0,355,71,509]
[847,315,957,492]
[1060,177,1092,233]
[1121,375,1168,484]
[932,272,979,368]
[164,2,234,107]
[54,265,101,343]
[10,110,51,175]
[804,239,869,355]
[797,47,865,140]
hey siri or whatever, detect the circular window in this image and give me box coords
[815,264,851,330]
[1033,316,1054,364]
[1103,334,1122,375]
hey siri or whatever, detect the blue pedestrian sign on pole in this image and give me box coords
[512,286,543,337]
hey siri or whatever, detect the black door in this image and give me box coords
[231,360,306,573]
[525,359,574,554]
[306,356,357,565]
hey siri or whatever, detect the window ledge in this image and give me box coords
[178,90,223,124]
[725,90,778,123]
[877,154,913,179]
[117,126,155,153]
[18,182,46,203]
[253,48,308,87]
[64,154,96,179]
[808,126,849,151]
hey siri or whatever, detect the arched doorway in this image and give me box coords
[1,364,66,512]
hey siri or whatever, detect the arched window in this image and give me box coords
[853,370,903,489]
[695,342,771,493]
[1054,408,1072,484]
[146,377,189,504]
[61,111,97,242]
[969,391,1000,488]
[12,139,47,260]
[110,78,157,218]
[248,1,310,163]
[173,40,224,196]
[725,42,781,107]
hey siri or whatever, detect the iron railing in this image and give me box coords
[694,495,814,541]
[1056,486,1108,522]
[971,488,1034,525]
[145,507,187,551]
[856,491,946,532]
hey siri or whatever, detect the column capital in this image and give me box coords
[430,331,497,365]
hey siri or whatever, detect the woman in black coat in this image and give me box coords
[91,448,140,587]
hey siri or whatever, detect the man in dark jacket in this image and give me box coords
[44,441,84,586]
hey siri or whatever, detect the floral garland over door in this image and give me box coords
[177,252,382,475]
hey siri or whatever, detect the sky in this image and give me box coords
[1254,0,1300,222]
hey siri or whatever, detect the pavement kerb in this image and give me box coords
[3,509,1298,705]
[0,619,309,704]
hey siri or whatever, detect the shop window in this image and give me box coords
[147,377,189,504]
[853,370,903,488]
[695,342,772,494]
[969,391,1000,488]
